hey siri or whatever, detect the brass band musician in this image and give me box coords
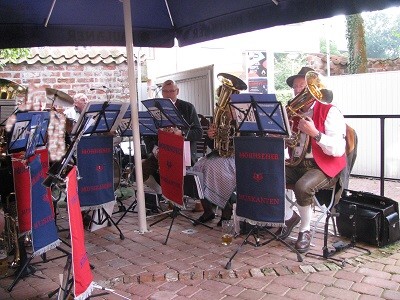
[64,93,88,123]
[192,74,248,226]
[140,80,203,184]
[277,67,347,253]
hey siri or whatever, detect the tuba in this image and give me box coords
[0,79,27,101]
[285,71,333,167]
[213,73,247,157]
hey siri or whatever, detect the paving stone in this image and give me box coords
[2,183,400,300]
[351,282,384,297]
[165,272,179,282]
[249,268,264,277]
[362,275,400,291]
[299,265,317,273]
[313,263,330,272]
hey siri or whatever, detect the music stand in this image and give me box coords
[140,105,210,244]
[230,93,291,136]
[7,111,50,157]
[142,98,190,130]
[117,107,158,137]
[77,135,125,240]
[113,110,158,223]
[70,101,129,136]
[225,94,302,269]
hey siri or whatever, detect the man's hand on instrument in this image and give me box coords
[298,117,319,137]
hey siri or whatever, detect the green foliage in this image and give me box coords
[0,48,30,68]
[274,53,307,91]
[320,39,342,56]
[363,9,400,58]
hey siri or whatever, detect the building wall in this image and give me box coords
[0,62,131,105]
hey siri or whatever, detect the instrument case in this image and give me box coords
[335,189,400,247]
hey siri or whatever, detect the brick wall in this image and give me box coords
[306,53,400,76]
[0,61,131,104]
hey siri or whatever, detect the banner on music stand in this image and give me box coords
[235,136,285,227]
[66,166,94,300]
[77,136,114,208]
[29,153,60,256]
[158,130,184,206]
[12,148,50,234]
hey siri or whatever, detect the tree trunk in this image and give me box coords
[346,14,368,74]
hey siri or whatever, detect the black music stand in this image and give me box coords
[141,100,211,244]
[7,110,50,157]
[42,101,122,188]
[72,101,127,240]
[70,101,128,136]
[113,110,158,223]
[230,93,291,136]
[225,94,302,269]
[142,98,190,130]
[118,107,158,137]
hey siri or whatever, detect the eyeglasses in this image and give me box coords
[162,89,177,93]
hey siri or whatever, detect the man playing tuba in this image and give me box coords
[277,67,347,253]
[193,74,247,226]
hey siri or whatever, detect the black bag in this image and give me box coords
[335,189,400,247]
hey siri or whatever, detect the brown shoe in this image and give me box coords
[295,231,311,253]
[275,211,300,239]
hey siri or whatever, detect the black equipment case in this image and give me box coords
[335,189,400,247]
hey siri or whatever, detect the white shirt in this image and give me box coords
[296,103,346,159]
[64,106,80,122]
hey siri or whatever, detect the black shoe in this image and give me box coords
[295,230,311,253]
[193,213,215,226]
[275,211,300,239]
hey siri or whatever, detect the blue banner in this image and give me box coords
[235,136,285,225]
[30,154,60,256]
[77,136,114,208]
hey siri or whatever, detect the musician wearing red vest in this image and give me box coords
[277,67,347,253]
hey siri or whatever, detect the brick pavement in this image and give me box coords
[1,177,400,299]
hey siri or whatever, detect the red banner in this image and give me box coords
[158,130,184,206]
[12,148,51,234]
[66,166,94,300]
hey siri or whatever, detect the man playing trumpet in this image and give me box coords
[278,67,347,253]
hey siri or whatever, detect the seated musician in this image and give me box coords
[140,79,203,184]
[279,67,347,253]
[192,120,236,226]
[64,93,88,123]
[64,93,89,142]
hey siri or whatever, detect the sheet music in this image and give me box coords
[142,98,189,129]
[230,93,290,135]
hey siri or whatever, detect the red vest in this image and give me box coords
[312,102,346,178]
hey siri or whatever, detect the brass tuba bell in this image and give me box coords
[213,73,247,157]
[0,79,27,100]
[285,71,333,167]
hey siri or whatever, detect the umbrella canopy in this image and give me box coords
[1,0,399,49]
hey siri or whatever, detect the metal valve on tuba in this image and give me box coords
[285,71,333,167]
[213,73,247,157]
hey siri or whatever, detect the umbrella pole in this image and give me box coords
[123,0,148,233]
